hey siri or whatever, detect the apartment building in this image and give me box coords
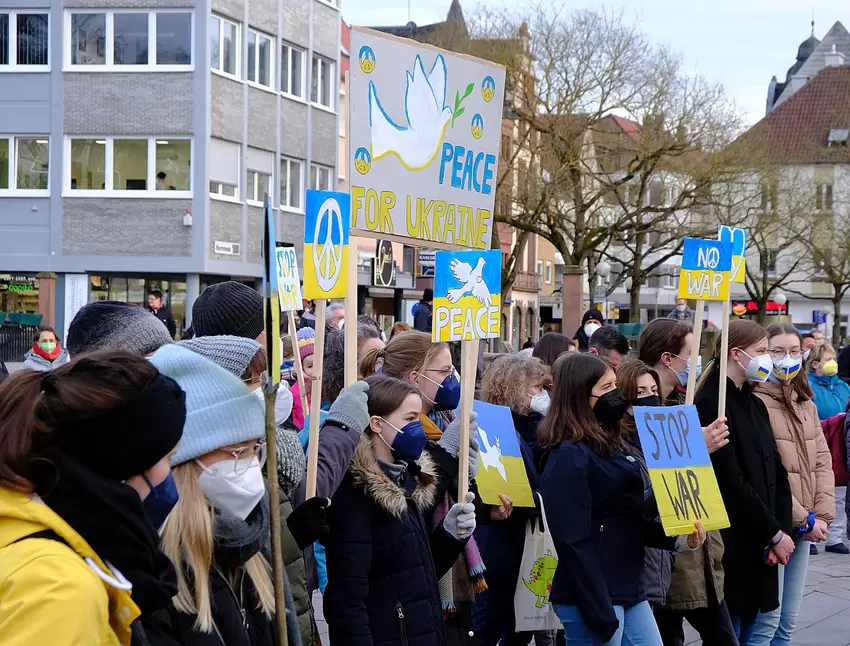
[0,0,340,335]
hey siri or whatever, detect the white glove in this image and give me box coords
[443,492,476,540]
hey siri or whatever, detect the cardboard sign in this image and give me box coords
[718,225,747,284]
[276,247,303,312]
[678,238,732,302]
[303,190,350,300]
[432,249,501,342]
[262,197,281,385]
[472,401,535,508]
[633,404,730,536]
[349,28,506,249]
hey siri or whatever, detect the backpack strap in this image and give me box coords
[11,529,66,545]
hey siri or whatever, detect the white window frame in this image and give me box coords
[310,163,332,191]
[64,10,194,72]
[311,54,335,110]
[63,136,193,198]
[280,156,303,212]
[210,180,239,202]
[545,261,553,284]
[210,13,240,79]
[246,27,274,91]
[280,41,305,101]
[0,135,50,196]
[0,11,51,71]
[246,169,271,206]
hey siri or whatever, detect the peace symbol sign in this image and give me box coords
[313,197,345,292]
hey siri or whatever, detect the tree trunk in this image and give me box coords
[630,276,641,323]
[833,291,842,347]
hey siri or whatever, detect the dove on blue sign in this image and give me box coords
[432,249,502,342]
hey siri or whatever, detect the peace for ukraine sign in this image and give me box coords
[678,238,732,302]
[432,249,501,342]
[634,405,730,536]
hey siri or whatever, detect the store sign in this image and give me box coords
[64,274,88,344]
[813,311,828,324]
[373,239,396,287]
[418,249,436,277]
[214,240,241,256]
[732,300,787,316]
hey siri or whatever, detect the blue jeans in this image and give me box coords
[554,601,662,646]
[746,537,810,646]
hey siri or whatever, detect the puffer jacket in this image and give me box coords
[0,486,140,646]
[755,382,835,527]
[810,373,850,421]
[22,347,70,372]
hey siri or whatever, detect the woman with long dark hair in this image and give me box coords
[533,332,575,367]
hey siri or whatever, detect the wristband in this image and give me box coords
[794,512,816,538]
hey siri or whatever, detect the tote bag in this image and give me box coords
[514,492,561,632]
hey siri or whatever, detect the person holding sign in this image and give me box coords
[694,320,793,641]
[540,353,705,645]
[749,324,834,646]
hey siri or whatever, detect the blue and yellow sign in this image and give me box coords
[354,147,371,175]
[481,75,496,102]
[472,401,534,508]
[718,225,747,284]
[432,249,501,342]
[276,246,302,312]
[358,45,375,73]
[678,238,732,302]
[303,190,349,300]
[471,114,484,139]
[633,405,730,536]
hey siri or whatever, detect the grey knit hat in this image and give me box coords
[67,301,173,357]
[176,335,262,378]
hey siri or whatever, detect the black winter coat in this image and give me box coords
[542,439,675,642]
[695,374,793,614]
[323,435,467,646]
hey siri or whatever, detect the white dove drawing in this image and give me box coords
[447,257,492,307]
[478,427,507,481]
[368,54,453,170]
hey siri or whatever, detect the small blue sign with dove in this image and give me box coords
[481,75,496,102]
[354,147,371,175]
[358,45,375,73]
[432,249,502,342]
[471,114,484,140]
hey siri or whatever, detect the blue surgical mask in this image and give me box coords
[142,472,179,529]
[420,371,461,411]
[378,418,428,462]
[670,354,701,388]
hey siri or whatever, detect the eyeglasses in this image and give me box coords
[769,349,803,360]
[426,367,454,378]
[224,440,267,475]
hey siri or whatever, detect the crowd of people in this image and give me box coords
[2,289,850,646]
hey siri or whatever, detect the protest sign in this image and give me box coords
[348,28,506,249]
[303,189,350,300]
[432,249,502,342]
[276,246,303,312]
[472,401,535,508]
[633,404,730,536]
[718,225,747,284]
[678,238,733,302]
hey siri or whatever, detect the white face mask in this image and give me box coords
[252,386,294,428]
[737,350,773,384]
[584,322,601,339]
[197,457,266,520]
[530,391,551,416]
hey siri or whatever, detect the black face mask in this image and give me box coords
[633,394,662,408]
[593,389,627,426]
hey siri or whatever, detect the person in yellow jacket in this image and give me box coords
[0,350,185,646]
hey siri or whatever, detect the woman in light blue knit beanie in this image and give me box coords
[149,344,302,646]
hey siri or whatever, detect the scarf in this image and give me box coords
[32,449,178,614]
[432,492,487,613]
[212,494,270,572]
[32,341,61,362]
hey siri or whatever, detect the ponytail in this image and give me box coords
[0,370,49,491]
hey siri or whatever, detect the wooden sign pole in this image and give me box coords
[305,300,327,499]
[717,299,731,417]
[457,338,479,501]
[344,247,358,386]
[685,299,705,406]
[287,310,310,418]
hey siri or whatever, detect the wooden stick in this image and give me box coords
[344,243,358,386]
[457,338,479,502]
[264,385,288,646]
[718,299,731,418]
[685,300,705,406]
[287,310,310,418]
[306,300,327,499]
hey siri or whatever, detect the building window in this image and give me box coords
[246,170,270,205]
[545,261,553,284]
[247,28,273,88]
[67,11,192,70]
[0,12,49,69]
[67,136,191,196]
[210,14,238,77]
[280,156,303,210]
[536,259,543,277]
[0,136,49,192]
[209,181,237,198]
[209,138,239,201]
[311,55,334,109]
[816,183,834,212]
[310,163,332,191]
[280,42,304,99]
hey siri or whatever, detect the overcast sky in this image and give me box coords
[342,0,849,126]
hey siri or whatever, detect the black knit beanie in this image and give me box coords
[192,281,264,340]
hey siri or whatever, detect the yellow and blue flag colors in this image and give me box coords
[633,404,730,536]
[678,238,732,302]
[472,401,535,508]
[276,246,302,312]
[262,196,281,385]
[303,189,349,300]
[432,249,501,343]
[718,225,747,284]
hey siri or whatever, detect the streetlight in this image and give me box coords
[773,292,787,320]
[597,261,612,323]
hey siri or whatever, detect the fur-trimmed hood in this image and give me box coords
[348,436,438,518]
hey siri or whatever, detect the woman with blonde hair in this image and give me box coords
[150,344,301,646]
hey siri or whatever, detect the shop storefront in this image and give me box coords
[0,273,56,326]
[89,275,188,336]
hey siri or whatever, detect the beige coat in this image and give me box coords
[755,382,835,526]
